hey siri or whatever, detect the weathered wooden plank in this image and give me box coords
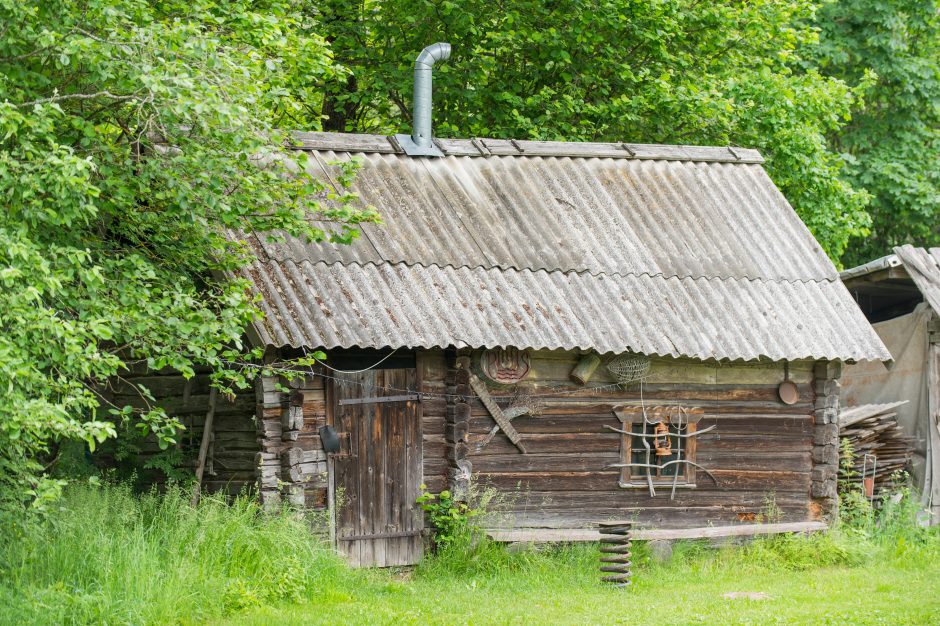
[481,487,810,508]
[109,374,214,397]
[468,373,526,453]
[474,469,811,493]
[697,450,811,472]
[468,403,812,424]
[468,432,620,456]
[500,505,811,529]
[470,453,619,474]
[517,352,813,385]
[487,522,826,543]
[695,434,813,451]
[293,131,397,153]
[466,430,811,457]
[467,414,813,435]
[111,393,254,416]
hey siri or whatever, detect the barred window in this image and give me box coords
[614,406,701,488]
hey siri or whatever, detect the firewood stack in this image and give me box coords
[838,401,913,495]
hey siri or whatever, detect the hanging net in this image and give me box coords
[508,388,545,416]
[606,353,651,386]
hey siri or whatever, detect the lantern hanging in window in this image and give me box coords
[653,421,672,456]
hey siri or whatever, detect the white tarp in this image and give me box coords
[842,303,940,522]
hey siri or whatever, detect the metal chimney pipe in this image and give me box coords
[411,42,451,149]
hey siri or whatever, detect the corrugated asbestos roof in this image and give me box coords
[260,149,836,282]
[894,245,940,316]
[235,132,891,362]
[240,259,887,362]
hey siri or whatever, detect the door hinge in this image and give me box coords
[339,394,421,406]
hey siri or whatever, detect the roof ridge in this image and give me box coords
[262,257,838,286]
[289,131,764,164]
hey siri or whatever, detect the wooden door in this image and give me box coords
[330,369,423,567]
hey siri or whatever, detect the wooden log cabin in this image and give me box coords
[120,132,891,567]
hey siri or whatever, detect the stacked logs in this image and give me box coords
[598,521,633,587]
[839,401,914,495]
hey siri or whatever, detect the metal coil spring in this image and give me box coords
[598,522,632,587]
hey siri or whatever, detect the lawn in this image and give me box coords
[224,537,940,626]
[3,483,938,625]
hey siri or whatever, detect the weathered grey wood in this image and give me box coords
[191,387,218,506]
[468,373,526,453]
[332,368,423,567]
[339,394,420,406]
[292,131,398,153]
[487,521,827,543]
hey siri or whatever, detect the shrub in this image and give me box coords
[416,487,484,551]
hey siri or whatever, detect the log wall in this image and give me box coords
[102,368,257,495]
[255,373,329,511]
[256,349,841,533]
[441,351,837,531]
[253,350,451,515]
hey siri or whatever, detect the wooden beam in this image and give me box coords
[844,267,911,286]
[191,387,218,506]
[468,373,527,453]
[486,521,827,543]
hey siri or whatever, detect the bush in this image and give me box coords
[0,481,355,625]
[416,487,484,551]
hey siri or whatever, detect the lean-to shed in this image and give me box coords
[113,131,891,567]
[840,246,940,523]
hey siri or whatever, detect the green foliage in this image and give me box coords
[837,437,876,528]
[810,0,940,265]
[315,0,871,259]
[0,0,378,506]
[0,481,357,625]
[416,486,485,550]
[836,438,930,544]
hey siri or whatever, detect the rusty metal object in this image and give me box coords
[653,421,672,456]
[778,381,799,405]
[598,521,632,587]
[778,361,799,405]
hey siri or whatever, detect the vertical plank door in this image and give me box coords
[331,369,423,567]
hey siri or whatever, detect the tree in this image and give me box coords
[0,0,377,508]
[810,0,940,266]
[314,0,871,260]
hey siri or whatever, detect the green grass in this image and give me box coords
[224,534,940,626]
[1,482,938,625]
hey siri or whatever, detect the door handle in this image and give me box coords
[333,432,353,459]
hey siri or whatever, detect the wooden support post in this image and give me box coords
[811,360,842,517]
[255,375,284,511]
[446,350,473,498]
[191,386,218,506]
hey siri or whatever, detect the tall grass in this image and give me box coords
[0,482,356,625]
[417,482,940,585]
[1,478,937,625]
